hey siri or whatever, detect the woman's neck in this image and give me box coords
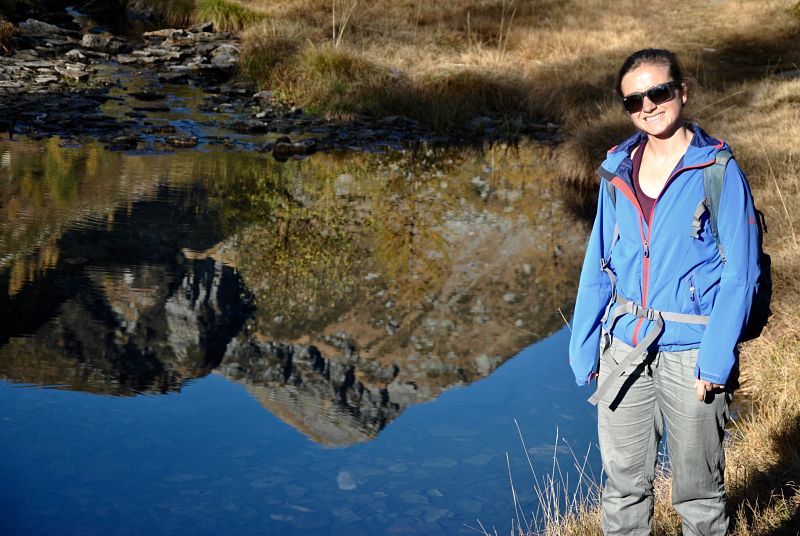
[645,124,693,160]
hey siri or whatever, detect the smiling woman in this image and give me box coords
[569,48,762,536]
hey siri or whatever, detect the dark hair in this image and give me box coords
[616,48,686,97]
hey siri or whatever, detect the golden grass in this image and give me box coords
[0,16,16,56]
[195,0,264,31]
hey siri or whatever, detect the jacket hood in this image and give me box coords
[597,124,729,183]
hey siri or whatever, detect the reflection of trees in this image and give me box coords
[209,156,370,340]
[0,138,586,445]
[367,148,464,305]
[0,139,124,294]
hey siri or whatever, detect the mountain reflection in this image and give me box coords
[0,139,584,445]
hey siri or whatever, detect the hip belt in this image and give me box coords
[588,295,709,406]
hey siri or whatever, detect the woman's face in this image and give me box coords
[619,63,686,138]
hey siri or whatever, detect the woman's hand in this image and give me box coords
[695,379,725,401]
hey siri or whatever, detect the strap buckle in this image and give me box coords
[629,303,657,320]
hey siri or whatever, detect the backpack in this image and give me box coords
[603,150,772,342]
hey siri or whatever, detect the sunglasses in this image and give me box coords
[621,81,681,114]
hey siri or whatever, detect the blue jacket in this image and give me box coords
[569,124,760,386]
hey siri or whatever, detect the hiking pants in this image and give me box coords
[597,337,729,536]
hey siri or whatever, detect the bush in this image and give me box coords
[0,16,15,56]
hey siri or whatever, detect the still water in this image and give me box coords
[0,137,597,534]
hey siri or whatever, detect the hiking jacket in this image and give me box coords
[569,124,760,387]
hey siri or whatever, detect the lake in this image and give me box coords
[0,134,598,534]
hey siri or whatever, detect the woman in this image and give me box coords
[569,49,760,535]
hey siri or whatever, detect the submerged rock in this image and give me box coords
[165,136,198,148]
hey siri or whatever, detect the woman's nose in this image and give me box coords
[642,96,657,112]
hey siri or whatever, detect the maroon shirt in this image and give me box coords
[632,140,657,218]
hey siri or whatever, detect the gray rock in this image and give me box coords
[116,54,139,64]
[65,49,87,62]
[54,63,89,81]
[337,470,357,491]
[19,19,68,37]
[253,90,274,100]
[188,21,214,33]
[211,44,240,57]
[34,75,58,85]
[142,29,185,40]
[164,136,198,148]
[81,33,113,51]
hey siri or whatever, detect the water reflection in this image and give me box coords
[0,138,583,444]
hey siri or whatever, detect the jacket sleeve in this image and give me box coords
[569,179,617,386]
[696,159,760,384]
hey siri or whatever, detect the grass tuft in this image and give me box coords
[0,16,16,56]
[195,0,264,31]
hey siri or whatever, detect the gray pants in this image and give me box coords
[597,337,729,536]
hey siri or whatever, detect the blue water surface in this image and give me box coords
[0,326,598,535]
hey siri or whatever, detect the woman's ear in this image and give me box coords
[680,82,688,105]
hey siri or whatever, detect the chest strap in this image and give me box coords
[588,296,709,406]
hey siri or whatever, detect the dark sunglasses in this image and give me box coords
[621,81,681,114]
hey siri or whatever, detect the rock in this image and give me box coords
[142,29,185,40]
[106,134,139,150]
[337,471,357,491]
[18,19,68,37]
[272,139,317,160]
[193,32,224,43]
[116,54,139,64]
[164,136,198,148]
[212,44,240,57]
[210,54,238,68]
[54,64,89,81]
[65,49,87,62]
[81,33,113,51]
[34,75,58,85]
[131,91,166,101]
[231,120,270,133]
[157,71,189,84]
[188,22,214,33]
[253,90,273,100]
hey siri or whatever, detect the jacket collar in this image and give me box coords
[597,123,728,184]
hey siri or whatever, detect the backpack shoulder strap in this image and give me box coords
[704,150,732,263]
[604,178,617,208]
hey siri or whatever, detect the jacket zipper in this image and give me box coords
[689,273,701,315]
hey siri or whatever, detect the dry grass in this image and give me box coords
[0,16,16,56]
[227,0,800,134]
